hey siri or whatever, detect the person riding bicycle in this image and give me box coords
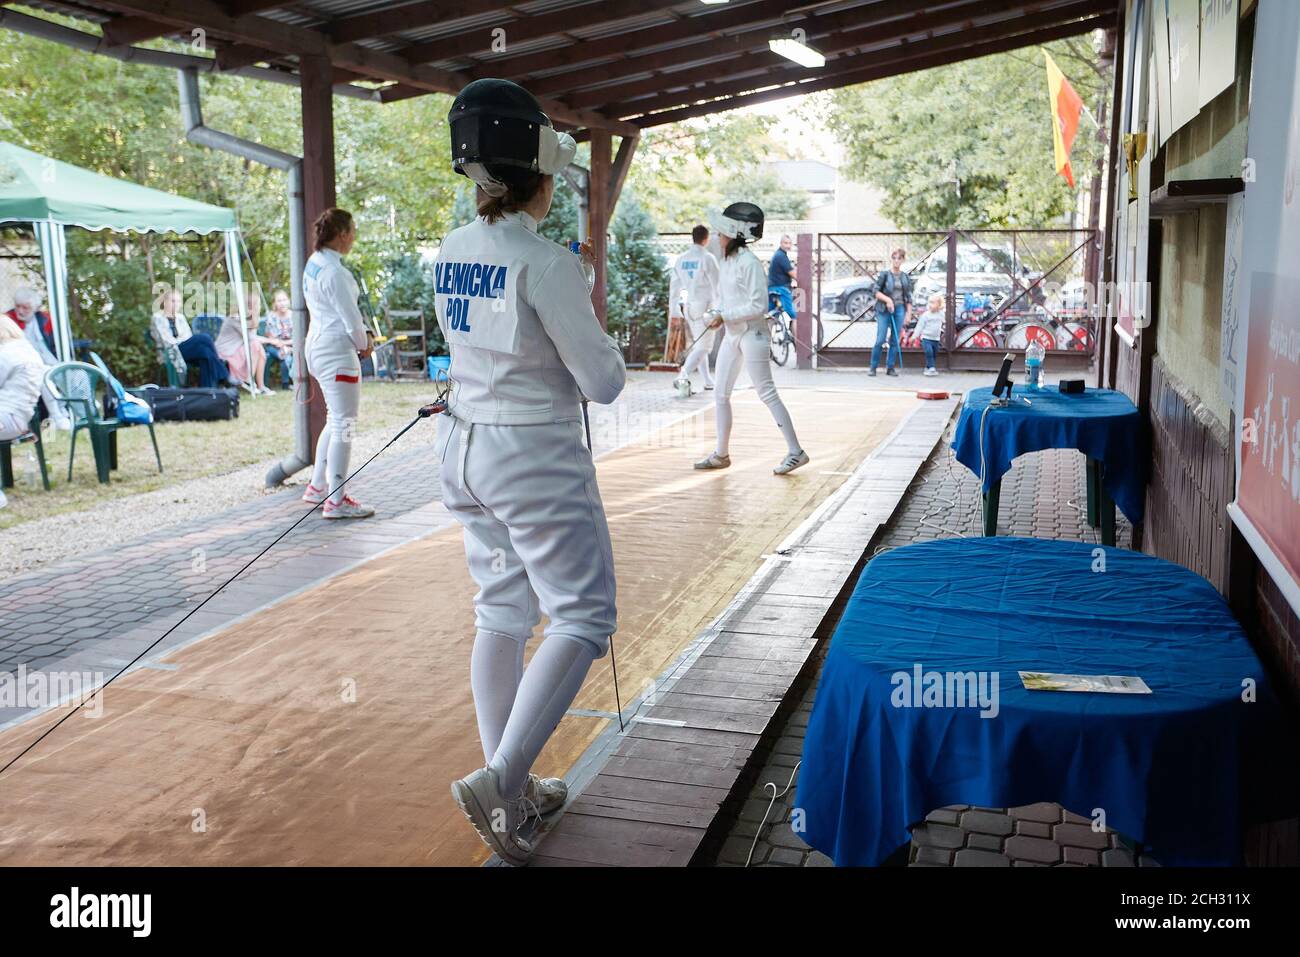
[767,234,797,325]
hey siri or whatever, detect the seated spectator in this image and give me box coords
[0,315,45,510]
[217,290,273,396]
[6,287,69,430]
[262,289,294,390]
[151,286,235,390]
[5,286,56,360]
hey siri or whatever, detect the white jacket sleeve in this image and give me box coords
[721,255,767,323]
[530,253,626,405]
[326,267,371,351]
[151,312,176,347]
[668,261,682,317]
[703,254,721,313]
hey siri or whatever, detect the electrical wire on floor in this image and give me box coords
[745,760,801,867]
[0,395,448,781]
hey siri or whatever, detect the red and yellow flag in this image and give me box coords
[1044,50,1084,187]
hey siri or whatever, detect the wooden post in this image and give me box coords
[796,233,813,369]
[589,129,612,330]
[300,52,335,456]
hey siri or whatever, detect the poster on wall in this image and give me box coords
[1199,0,1238,108]
[1220,192,1244,405]
[1230,0,1300,613]
[1167,0,1202,134]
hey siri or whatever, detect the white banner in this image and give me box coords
[1198,0,1238,108]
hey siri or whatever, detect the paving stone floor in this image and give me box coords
[712,425,1160,867]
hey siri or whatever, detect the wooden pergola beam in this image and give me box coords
[633,14,1110,128]
[79,0,637,133]
[215,42,270,71]
[330,0,510,46]
[560,0,1033,109]
[101,15,177,46]
[463,0,790,80]
[401,0,686,67]
[604,0,1110,119]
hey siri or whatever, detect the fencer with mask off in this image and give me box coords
[669,223,721,395]
[434,78,626,866]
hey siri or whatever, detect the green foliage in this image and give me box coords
[606,196,666,349]
[623,116,808,229]
[377,252,445,352]
[813,40,1111,229]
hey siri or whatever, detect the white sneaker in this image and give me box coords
[322,495,375,519]
[694,452,731,470]
[924,368,938,377]
[450,766,534,866]
[301,483,328,505]
[258,385,276,396]
[0,488,7,510]
[524,773,568,817]
[774,450,810,475]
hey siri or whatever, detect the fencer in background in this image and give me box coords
[436,78,626,866]
[301,207,376,519]
[695,202,809,476]
[669,224,721,394]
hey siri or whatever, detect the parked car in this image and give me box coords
[819,243,1015,319]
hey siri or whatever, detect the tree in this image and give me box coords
[605,196,667,359]
[812,38,1111,230]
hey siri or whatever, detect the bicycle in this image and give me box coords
[766,293,796,366]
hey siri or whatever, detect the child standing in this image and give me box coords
[915,293,945,377]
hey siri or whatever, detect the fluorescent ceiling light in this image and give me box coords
[769,37,825,68]
[700,0,729,5]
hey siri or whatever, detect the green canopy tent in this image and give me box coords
[0,140,254,376]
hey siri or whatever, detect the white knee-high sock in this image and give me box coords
[488,634,597,798]
[714,397,733,457]
[310,422,330,490]
[471,629,527,764]
[326,418,353,505]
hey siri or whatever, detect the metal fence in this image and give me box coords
[815,229,1099,368]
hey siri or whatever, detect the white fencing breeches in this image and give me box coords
[713,321,801,457]
[438,414,615,795]
[306,337,361,506]
[436,414,617,654]
[680,319,716,386]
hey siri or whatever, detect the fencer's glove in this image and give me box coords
[704,308,724,329]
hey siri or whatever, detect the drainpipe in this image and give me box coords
[177,67,312,486]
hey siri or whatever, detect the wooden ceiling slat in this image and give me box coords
[600,0,1111,119]
[549,0,1026,103]
[633,15,1111,128]
[400,0,683,66]
[331,0,509,46]
[100,15,176,46]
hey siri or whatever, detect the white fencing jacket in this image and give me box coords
[0,337,44,423]
[434,211,625,425]
[668,244,720,321]
[303,248,369,365]
[718,245,769,333]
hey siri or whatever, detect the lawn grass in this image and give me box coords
[0,380,442,530]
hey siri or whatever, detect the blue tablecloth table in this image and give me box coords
[951,386,1147,545]
[796,537,1291,867]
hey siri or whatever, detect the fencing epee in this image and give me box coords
[0,141,245,368]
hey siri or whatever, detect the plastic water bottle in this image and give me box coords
[569,241,595,293]
[22,450,37,489]
[1025,339,1045,389]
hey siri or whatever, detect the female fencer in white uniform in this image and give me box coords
[669,224,721,393]
[436,79,626,865]
[301,207,376,519]
[694,202,809,475]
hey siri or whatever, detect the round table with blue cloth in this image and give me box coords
[796,537,1293,867]
[951,386,1147,542]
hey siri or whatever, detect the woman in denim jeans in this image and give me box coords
[869,247,912,376]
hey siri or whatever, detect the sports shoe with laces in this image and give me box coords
[301,483,327,505]
[322,495,375,519]
[450,766,534,866]
[524,773,567,817]
[774,450,810,475]
[694,452,731,470]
